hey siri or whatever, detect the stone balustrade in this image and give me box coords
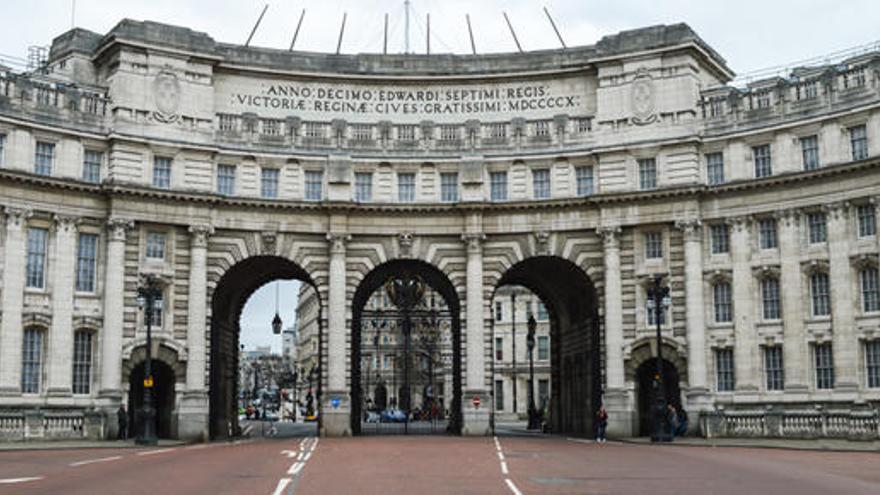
[0,409,105,442]
[701,405,880,440]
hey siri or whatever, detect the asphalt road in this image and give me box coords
[1,435,878,494]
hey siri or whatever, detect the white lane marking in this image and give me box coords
[303,452,312,462]
[271,478,291,495]
[504,478,522,495]
[297,451,305,460]
[500,460,509,475]
[497,451,505,461]
[0,477,44,484]
[136,448,176,456]
[69,455,123,467]
[287,462,304,476]
[281,450,298,458]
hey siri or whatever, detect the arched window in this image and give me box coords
[810,272,831,317]
[713,282,732,323]
[21,327,45,394]
[861,267,880,313]
[72,330,94,395]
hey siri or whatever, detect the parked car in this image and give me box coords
[365,411,381,423]
[381,408,407,423]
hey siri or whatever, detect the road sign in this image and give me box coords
[472,395,481,408]
[331,397,341,409]
[144,376,154,388]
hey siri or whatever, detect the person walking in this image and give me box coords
[675,405,689,437]
[596,405,608,443]
[117,404,128,440]
[667,404,679,437]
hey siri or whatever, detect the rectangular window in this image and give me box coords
[145,232,166,260]
[218,114,236,132]
[75,233,98,293]
[534,120,550,137]
[537,303,548,321]
[538,379,549,405]
[217,164,235,195]
[753,144,772,178]
[152,156,171,189]
[713,282,732,323]
[261,168,279,199]
[495,380,504,410]
[576,118,592,134]
[351,124,372,141]
[811,272,831,317]
[575,166,594,196]
[82,150,102,183]
[764,345,785,391]
[532,169,550,199]
[710,224,730,254]
[397,173,415,202]
[439,125,458,141]
[35,141,55,176]
[0,133,6,166]
[808,212,827,244]
[755,91,771,109]
[355,172,373,202]
[644,232,663,259]
[850,125,868,161]
[867,340,880,388]
[709,98,723,118]
[262,119,280,136]
[857,205,876,237]
[440,172,458,202]
[304,170,323,201]
[814,343,834,390]
[26,227,48,289]
[761,277,781,320]
[706,152,724,185]
[490,171,508,201]
[537,336,549,361]
[495,301,503,322]
[304,122,323,138]
[398,125,416,141]
[801,135,820,170]
[638,158,657,190]
[862,267,880,313]
[646,294,667,326]
[21,328,43,394]
[72,331,93,395]
[489,123,507,139]
[495,337,503,361]
[759,218,778,249]
[715,349,735,392]
[150,293,164,328]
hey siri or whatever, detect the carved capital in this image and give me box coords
[596,225,621,250]
[773,208,800,227]
[705,269,733,285]
[53,214,81,234]
[106,217,134,242]
[725,215,752,232]
[851,253,879,271]
[327,233,350,255]
[752,264,781,280]
[801,258,830,275]
[674,218,702,242]
[4,206,33,229]
[461,233,485,253]
[189,224,214,249]
[825,201,851,220]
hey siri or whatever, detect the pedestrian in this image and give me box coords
[117,404,128,440]
[675,405,689,437]
[595,405,608,443]
[667,404,679,437]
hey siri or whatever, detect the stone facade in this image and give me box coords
[0,19,879,441]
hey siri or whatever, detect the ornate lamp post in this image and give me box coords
[135,274,161,446]
[526,315,540,430]
[385,272,426,434]
[510,292,517,416]
[647,275,673,443]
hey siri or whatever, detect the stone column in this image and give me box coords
[776,209,808,393]
[828,203,858,391]
[98,218,133,400]
[46,215,80,396]
[324,232,350,436]
[676,218,710,411]
[0,207,32,395]
[597,225,631,436]
[729,216,758,395]
[462,232,489,435]
[179,224,213,442]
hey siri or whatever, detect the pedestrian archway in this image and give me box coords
[635,358,682,436]
[129,359,177,439]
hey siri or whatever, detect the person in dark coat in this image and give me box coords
[117,404,128,440]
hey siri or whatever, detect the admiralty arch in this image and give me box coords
[1,20,879,442]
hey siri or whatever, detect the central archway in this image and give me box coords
[209,255,318,439]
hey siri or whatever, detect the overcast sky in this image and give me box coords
[1,1,879,77]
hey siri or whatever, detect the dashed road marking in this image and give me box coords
[69,455,123,467]
[504,478,523,495]
[281,450,298,458]
[0,477,44,484]
[497,451,505,461]
[271,478,291,495]
[287,462,304,476]
[136,448,176,456]
[500,460,509,475]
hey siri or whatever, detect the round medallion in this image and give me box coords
[631,69,657,125]
[153,71,180,123]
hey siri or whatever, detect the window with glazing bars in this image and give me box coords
[76,233,98,292]
[217,164,235,195]
[808,212,827,243]
[538,336,549,360]
[801,135,819,170]
[145,232,166,260]
[576,118,592,133]
[862,267,880,312]
[644,232,663,259]
[710,224,730,254]
[261,168,279,198]
[351,124,372,141]
[72,331,92,394]
[489,123,506,139]
[575,166,593,196]
[495,337,503,360]
[764,345,784,391]
[149,293,163,328]
[440,172,458,202]
[706,152,724,185]
[538,379,549,404]
[534,120,550,137]
[709,98,723,118]
[753,144,772,178]
[754,91,771,109]
[439,125,458,141]
[35,141,54,176]
[354,172,372,202]
[532,169,550,199]
[814,343,834,389]
[218,114,236,132]
[715,348,734,392]
[811,272,831,316]
[152,156,171,188]
[262,119,280,136]
[713,282,732,323]
[761,277,781,320]
[638,158,657,190]
[490,171,507,201]
[26,227,47,289]
[867,340,880,388]
[858,205,876,237]
[646,288,667,326]
[82,150,102,183]
[851,125,868,160]
[398,173,415,202]
[495,380,504,410]
[759,218,778,249]
[21,328,43,394]
[304,170,323,200]
[398,125,416,141]
[537,303,548,321]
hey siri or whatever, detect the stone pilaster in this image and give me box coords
[776,209,809,392]
[0,207,32,395]
[46,214,80,396]
[676,218,710,409]
[729,216,759,394]
[827,203,858,391]
[98,217,133,400]
[324,232,351,436]
[462,232,489,435]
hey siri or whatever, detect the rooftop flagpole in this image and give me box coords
[289,9,306,51]
[245,4,269,47]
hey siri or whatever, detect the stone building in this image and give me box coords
[0,19,879,442]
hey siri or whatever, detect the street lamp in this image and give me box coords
[526,314,540,430]
[646,275,672,443]
[385,272,426,434]
[510,292,517,416]
[135,274,162,446]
